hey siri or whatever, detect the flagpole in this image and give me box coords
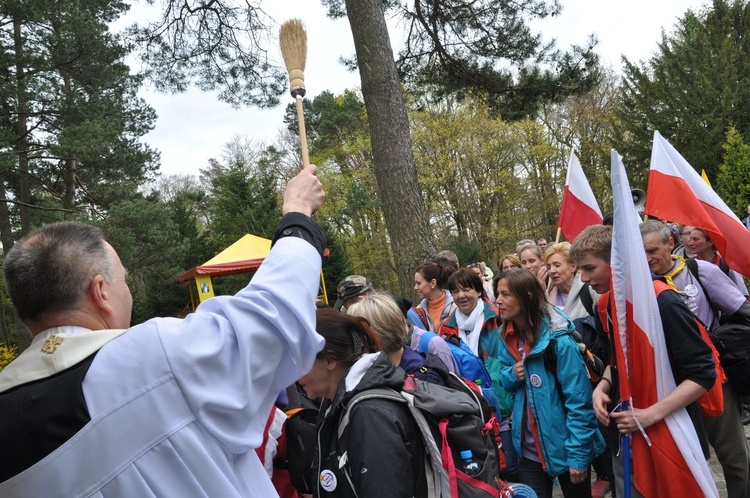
[554,227,561,244]
[621,399,632,498]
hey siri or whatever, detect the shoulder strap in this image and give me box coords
[338,388,405,441]
[579,283,595,317]
[652,279,671,296]
[685,257,700,281]
[685,258,719,319]
[718,257,731,277]
[419,331,439,354]
[542,338,568,413]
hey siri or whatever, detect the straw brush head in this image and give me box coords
[279,19,307,98]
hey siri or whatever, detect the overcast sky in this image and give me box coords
[123,0,709,178]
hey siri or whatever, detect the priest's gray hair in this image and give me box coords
[4,221,115,323]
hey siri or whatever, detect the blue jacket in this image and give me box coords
[440,299,513,418]
[498,305,604,475]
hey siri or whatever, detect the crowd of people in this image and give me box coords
[0,166,748,498]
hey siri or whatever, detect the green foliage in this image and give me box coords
[323,0,601,119]
[0,0,157,243]
[320,225,354,305]
[411,99,564,262]
[100,196,197,323]
[201,138,283,250]
[290,91,398,292]
[617,0,750,183]
[0,343,18,372]
[718,127,750,215]
[441,237,486,269]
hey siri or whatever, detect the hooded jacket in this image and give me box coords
[497,305,604,476]
[312,353,427,498]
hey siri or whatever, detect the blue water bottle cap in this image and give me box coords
[460,450,473,459]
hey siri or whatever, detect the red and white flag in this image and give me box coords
[559,150,603,242]
[610,149,718,497]
[647,130,750,277]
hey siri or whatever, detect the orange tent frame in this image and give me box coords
[177,234,328,311]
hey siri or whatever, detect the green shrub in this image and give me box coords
[0,343,18,372]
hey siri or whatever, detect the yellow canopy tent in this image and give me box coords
[177,234,328,311]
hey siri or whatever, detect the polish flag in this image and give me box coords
[647,130,750,277]
[610,150,718,497]
[559,150,603,242]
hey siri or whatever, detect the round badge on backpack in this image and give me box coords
[320,469,337,492]
[530,373,542,388]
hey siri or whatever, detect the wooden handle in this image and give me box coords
[296,95,310,167]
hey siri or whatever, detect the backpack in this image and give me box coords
[543,329,605,387]
[339,374,506,498]
[418,331,500,410]
[280,385,321,495]
[685,258,750,395]
[578,283,595,317]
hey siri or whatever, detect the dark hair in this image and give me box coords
[315,308,381,370]
[415,261,455,289]
[446,267,483,294]
[3,221,114,323]
[496,269,548,346]
[692,228,715,249]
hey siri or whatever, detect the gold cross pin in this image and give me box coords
[41,335,64,354]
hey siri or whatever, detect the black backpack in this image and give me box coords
[685,258,750,395]
[543,329,605,387]
[339,374,505,497]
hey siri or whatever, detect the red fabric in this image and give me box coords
[607,293,710,497]
[559,185,604,242]
[652,281,725,418]
[647,169,750,278]
[255,407,276,464]
[456,469,500,496]
[439,418,459,497]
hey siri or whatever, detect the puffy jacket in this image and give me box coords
[497,305,604,475]
[439,298,513,418]
[312,353,427,498]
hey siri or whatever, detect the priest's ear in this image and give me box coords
[89,273,114,315]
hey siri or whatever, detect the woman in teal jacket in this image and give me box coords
[496,269,604,498]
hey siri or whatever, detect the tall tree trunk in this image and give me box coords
[13,13,31,234]
[344,0,436,296]
[62,73,77,212]
[0,168,15,252]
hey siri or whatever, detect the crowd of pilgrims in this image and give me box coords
[262,220,750,498]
